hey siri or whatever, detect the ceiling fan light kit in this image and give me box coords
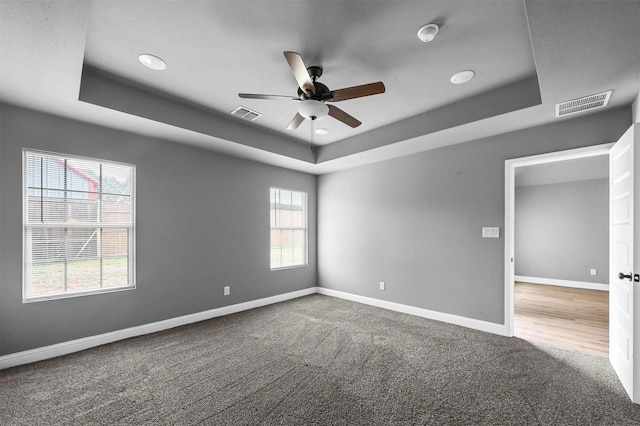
[238,51,385,131]
[417,23,439,43]
[298,100,329,120]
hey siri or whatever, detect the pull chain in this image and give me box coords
[310,117,314,147]
[310,116,316,156]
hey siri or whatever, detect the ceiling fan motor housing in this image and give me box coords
[298,81,330,100]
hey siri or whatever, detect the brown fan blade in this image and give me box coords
[283,51,316,95]
[286,112,306,130]
[324,82,385,102]
[327,105,361,128]
[239,93,298,101]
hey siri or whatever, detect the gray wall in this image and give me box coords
[515,179,609,283]
[317,107,630,325]
[0,104,317,356]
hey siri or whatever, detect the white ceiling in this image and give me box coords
[515,155,609,187]
[83,0,535,145]
[1,0,639,175]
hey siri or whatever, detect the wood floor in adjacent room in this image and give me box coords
[514,281,609,357]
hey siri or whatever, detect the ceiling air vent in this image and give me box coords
[555,90,612,118]
[231,106,262,121]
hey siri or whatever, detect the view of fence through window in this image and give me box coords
[270,187,307,269]
[23,150,135,299]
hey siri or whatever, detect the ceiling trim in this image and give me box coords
[79,65,316,163]
[318,75,542,162]
[80,64,542,165]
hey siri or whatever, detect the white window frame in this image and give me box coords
[22,149,136,302]
[270,187,308,270]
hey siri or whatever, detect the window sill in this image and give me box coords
[270,264,308,272]
[23,285,135,303]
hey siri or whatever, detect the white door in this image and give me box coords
[610,123,639,403]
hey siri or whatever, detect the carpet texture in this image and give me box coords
[1,294,639,425]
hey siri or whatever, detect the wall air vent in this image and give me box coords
[555,90,612,118]
[231,106,262,121]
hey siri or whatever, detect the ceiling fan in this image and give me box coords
[239,51,385,130]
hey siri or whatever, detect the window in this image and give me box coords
[23,150,135,301]
[270,187,307,269]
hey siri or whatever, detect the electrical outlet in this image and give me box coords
[590,269,597,276]
[379,281,385,291]
[223,286,230,296]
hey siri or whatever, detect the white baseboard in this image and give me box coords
[0,287,316,370]
[317,288,508,336]
[515,275,609,291]
[1,285,511,370]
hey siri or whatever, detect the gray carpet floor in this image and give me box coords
[1,294,640,425]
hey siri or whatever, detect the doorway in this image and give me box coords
[511,152,610,355]
[504,143,613,348]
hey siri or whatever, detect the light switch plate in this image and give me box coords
[482,227,500,238]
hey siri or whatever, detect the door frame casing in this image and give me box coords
[503,143,614,336]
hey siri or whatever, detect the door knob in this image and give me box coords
[619,272,632,281]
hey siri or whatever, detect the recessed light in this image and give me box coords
[315,128,329,135]
[138,54,167,71]
[450,70,475,84]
